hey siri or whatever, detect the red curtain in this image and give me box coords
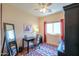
[61,19,64,40]
[44,21,46,42]
[44,16,47,43]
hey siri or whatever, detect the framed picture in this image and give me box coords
[23,24,32,32]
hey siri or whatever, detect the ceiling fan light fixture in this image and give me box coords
[40,8,47,13]
[34,3,52,13]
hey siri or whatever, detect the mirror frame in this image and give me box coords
[2,23,18,56]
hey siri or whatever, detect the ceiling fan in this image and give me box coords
[34,3,52,13]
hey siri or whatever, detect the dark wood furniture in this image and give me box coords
[64,3,79,56]
[22,34,43,53]
[22,37,35,53]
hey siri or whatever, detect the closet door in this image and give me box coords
[64,4,79,56]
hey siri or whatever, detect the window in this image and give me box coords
[46,22,61,35]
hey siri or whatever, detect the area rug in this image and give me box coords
[24,43,58,56]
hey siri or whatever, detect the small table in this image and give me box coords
[22,37,35,53]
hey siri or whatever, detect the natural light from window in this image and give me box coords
[46,22,61,35]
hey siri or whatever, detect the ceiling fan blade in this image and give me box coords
[47,3,52,6]
[47,9,52,12]
[34,3,52,13]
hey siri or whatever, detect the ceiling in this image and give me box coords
[11,3,71,16]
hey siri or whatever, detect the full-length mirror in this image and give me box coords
[2,23,18,56]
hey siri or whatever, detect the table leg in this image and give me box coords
[22,39,24,49]
[27,41,29,53]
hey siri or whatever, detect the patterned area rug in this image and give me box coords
[25,43,58,56]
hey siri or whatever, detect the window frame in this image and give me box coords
[46,21,61,35]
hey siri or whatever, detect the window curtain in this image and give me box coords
[44,21,46,42]
[60,19,64,40]
[44,16,46,43]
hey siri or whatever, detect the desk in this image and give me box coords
[22,37,35,53]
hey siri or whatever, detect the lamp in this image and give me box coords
[33,25,39,33]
